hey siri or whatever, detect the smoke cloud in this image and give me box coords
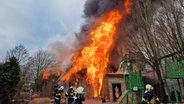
[83,0,116,18]
[49,0,134,72]
[49,0,139,73]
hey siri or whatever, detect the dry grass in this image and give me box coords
[29,97,51,104]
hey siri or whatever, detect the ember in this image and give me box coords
[55,72,61,77]
[43,70,50,80]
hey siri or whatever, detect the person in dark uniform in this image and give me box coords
[142,84,160,104]
[54,86,64,104]
[65,86,75,104]
[72,86,85,104]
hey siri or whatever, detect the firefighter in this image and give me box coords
[142,84,160,104]
[65,86,75,104]
[72,86,85,104]
[54,86,64,104]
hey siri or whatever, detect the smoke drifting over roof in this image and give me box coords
[49,0,133,71]
[84,0,115,18]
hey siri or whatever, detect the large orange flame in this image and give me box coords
[61,0,131,97]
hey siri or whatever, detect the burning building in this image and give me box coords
[57,0,132,98]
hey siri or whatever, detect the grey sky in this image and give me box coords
[0,0,85,61]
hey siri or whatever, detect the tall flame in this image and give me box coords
[61,0,131,97]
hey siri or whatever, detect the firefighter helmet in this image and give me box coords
[76,86,85,94]
[145,84,153,93]
[58,86,64,90]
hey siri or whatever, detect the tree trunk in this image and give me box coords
[155,67,167,103]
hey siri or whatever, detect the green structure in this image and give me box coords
[118,61,144,104]
[166,60,184,78]
[117,49,184,103]
[164,60,184,103]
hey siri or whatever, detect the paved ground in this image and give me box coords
[83,99,114,104]
[61,98,115,104]
[50,98,115,104]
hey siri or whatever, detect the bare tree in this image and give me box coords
[155,0,184,60]
[6,44,29,65]
[29,49,56,92]
[5,45,30,95]
[124,0,184,102]
[124,0,168,102]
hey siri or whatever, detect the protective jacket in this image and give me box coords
[54,88,63,104]
[72,93,85,104]
[142,91,160,104]
[65,87,75,104]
